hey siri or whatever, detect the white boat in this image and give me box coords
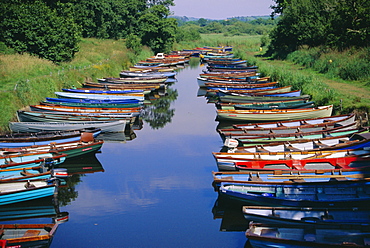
[54,92,144,101]
[9,120,128,133]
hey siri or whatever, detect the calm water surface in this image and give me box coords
[47,61,250,247]
[0,60,250,247]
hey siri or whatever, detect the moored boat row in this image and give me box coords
[196,47,370,247]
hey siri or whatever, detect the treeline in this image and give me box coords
[175,17,277,39]
[268,0,370,56]
[0,0,177,63]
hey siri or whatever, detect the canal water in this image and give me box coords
[0,59,252,247]
[47,59,251,247]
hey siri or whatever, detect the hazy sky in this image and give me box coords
[170,0,274,20]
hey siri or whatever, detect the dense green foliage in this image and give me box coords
[268,0,370,57]
[0,0,177,63]
[0,0,80,63]
[174,17,277,36]
[138,5,177,53]
[286,47,370,81]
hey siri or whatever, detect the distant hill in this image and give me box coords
[169,15,271,22]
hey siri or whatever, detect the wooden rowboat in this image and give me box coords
[232,113,356,130]
[227,131,370,153]
[234,127,366,147]
[99,76,168,84]
[242,205,370,227]
[0,153,66,171]
[41,101,142,109]
[0,179,60,205]
[54,92,144,101]
[45,97,141,105]
[0,223,58,247]
[17,110,136,123]
[28,104,142,114]
[217,94,311,103]
[9,120,128,133]
[219,179,370,207]
[0,128,101,148]
[246,222,370,247]
[1,133,103,159]
[213,147,370,171]
[83,81,162,90]
[219,122,358,140]
[218,114,357,138]
[216,105,333,122]
[212,169,370,187]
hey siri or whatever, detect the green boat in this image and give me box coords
[236,128,365,146]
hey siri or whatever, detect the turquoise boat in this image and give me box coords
[0,178,59,205]
[0,154,67,170]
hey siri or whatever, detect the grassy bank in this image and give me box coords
[1,35,368,131]
[0,39,152,131]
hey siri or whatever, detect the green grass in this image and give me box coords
[0,38,153,131]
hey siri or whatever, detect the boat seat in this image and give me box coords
[22,230,41,237]
[284,145,302,152]
[20,169,34,176]
[261,228,279,238]
[313,140,330,148]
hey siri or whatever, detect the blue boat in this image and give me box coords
[217,89,302,98]
[119,70,177,78]
[207,86,275,91]
[61,88,144,94]
[0,154,67,170]
[0,178,60,205]
[0,167,68,183]
[45,97,141,105]
[54,92,145,101]
[0,128,101,148]
[208,64,258,70]
[219,180,370,207]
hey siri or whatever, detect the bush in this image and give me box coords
[125,34,142,55]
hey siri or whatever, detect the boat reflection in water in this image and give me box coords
[0,196,68,223]
[0,196,69,248]
[58,152,104,175]
[212,196,250,232]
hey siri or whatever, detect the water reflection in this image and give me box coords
[57,153,104,207]
[212,196,250,232]
[141,88,178,129]
[0,197,65,222]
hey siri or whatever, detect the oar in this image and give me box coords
[0,166,42,173]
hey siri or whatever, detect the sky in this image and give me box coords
[170,0,274,20]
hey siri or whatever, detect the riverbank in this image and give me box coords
[0,39,152,131]
[242,50,369,122]
[1,35,368,131]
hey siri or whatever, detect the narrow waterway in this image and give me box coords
[51,60,250,247]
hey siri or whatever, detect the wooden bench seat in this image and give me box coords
[23,230,41,237]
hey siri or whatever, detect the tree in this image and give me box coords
[138,5,177,53]
[0,1,80,63]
